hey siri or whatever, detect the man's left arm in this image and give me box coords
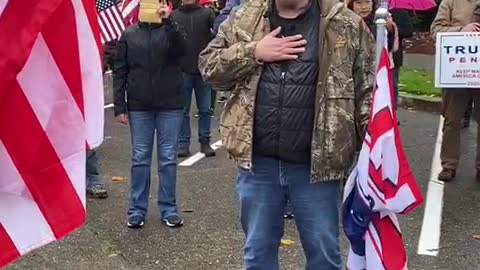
[353,20,375,140]
[208,8,216,28]
[165,18,187,57]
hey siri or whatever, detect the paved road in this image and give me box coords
[5,107,480,270]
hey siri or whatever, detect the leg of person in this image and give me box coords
[127,111,155,228]
[463,99,473,128]
[86,149,108,199]
[284,199,294,219]
[285,162,341,270]
[178,73,194,157]
[237,156,286,270]
[439,89,470,181]
[155,110,184,227]
[392,67,400,111]
[210,89,217,114]
[472,92,480,180]
[193,74,215,156]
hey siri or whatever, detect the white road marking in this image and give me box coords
[179,140,223,167]
[417,116,445,256]
[104,103,114,109]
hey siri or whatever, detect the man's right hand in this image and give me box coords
[255,27,307,62]
[462,23,480,32]
[116,114,128,125]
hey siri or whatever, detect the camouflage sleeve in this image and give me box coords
[353,20,375,142]
[431,0,463,39]
[198,14,261,92]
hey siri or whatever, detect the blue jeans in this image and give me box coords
[179,73,212,147]
[237,156,341,270]
[86,149,104,190]
[128,110,183,219]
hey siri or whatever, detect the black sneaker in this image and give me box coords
[87,184,108,199]
[127,215,145,229]
[284,211,294,220]
[438,168,456,182]
[162,215,184,228]
[178,147,190,158]
[200,142,216,157]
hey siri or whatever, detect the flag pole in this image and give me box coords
[374,1,388,67]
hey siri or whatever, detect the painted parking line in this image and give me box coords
[179,140,223,167]
[417,117,445,256]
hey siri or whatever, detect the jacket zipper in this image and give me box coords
[148,27,154,104]
[277,70,286,157]
[190,15,194,35]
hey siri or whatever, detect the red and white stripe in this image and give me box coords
[121,0,140,27]
[343,32,423,270]
[0,0,103,267]
[98,4,125,44]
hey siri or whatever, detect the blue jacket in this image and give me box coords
[212,0,241,35]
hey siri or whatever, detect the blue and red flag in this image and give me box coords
[342,24,424,270]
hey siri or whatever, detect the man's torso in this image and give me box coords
[253,0,320,163]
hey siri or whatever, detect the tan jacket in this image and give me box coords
[198,0,375,182]
[431,0,479,37]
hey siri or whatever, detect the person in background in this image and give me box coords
[85,39,119,200]
[199,0,375,268]
[113,1,187,229]
[86,149,108,199]
[347,0,398,52]
[431,0,480,182]
[211,0,241,105]
[171,0,216,158]
[200,0,221,116]
[390,8,413,109]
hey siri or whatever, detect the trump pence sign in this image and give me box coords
[435,32,480,88]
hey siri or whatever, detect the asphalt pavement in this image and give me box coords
[4,105,480,270]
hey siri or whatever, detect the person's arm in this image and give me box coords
[198,14,261,91]
[112,32,128,116]
[386,26,399,52]
[353,20,375,140]
[431,0,463,38]
[208,8,216,29]
[164,18,187,57]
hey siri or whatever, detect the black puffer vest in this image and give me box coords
[253,1,320,164]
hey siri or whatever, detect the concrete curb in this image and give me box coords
[398,92,441,113]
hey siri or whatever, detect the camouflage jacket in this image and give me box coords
[199,0,375,182]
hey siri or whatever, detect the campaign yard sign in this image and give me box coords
[435,32,480,88]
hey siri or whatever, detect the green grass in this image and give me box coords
[398,67,440,97]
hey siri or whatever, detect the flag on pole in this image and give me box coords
[97,0,126,44]
[0,0,104,267]
[342,13,423,270]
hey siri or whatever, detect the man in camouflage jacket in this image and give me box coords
[199,0,374,268]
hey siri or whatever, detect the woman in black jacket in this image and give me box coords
[113,2,187,229]
[347,0,401,106]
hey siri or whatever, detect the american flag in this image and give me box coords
[121,0,140,27]
[96,0,126,44]
[0,0,104,267]
[342,27,423,270]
